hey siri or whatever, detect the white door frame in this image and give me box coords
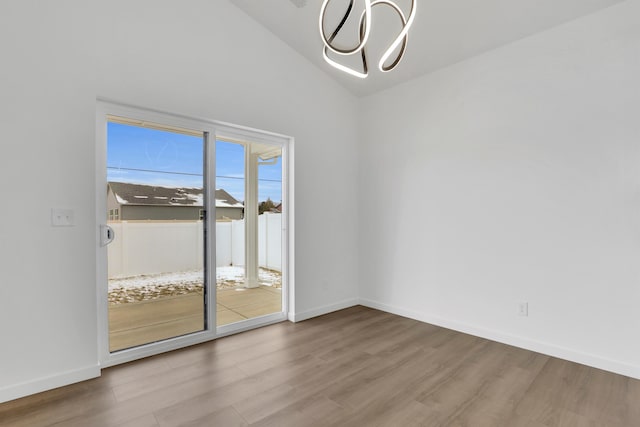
[95,99,294,368]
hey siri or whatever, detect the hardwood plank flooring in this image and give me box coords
[2,306,639,427]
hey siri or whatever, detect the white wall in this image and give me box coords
[0,0,359,402]
[359,0,640,378]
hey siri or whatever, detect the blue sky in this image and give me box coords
[107,122,282,202]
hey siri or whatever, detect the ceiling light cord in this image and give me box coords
[319,0,416,78]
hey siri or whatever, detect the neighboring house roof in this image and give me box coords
[108,182,243,208]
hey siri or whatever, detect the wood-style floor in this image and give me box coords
[2,306,639,426]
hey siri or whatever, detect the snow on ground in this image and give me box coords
[216,266,281,288]
[108,266,281,304]
[109,270,204,290]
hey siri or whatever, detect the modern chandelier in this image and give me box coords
[319,0,417,78]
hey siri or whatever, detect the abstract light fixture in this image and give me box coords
[319,0,416,79]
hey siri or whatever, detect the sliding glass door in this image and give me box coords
[215,140,283,327]
[105,118,207,352]
[97,101,290,367]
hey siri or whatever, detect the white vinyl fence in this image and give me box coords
[107,213,282,278]
[258,212,282,271]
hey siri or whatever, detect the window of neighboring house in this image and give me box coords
[199,209,205,220]
[109,209,114,221]
[114,208,120,221]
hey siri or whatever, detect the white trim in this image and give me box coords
[100,330,217,368]
[97,97,292,145]
[0,365,100,404]
[204,130,217,334]
[217,312,287,338]
[216,124,289,149]
[289,298,360,323]
[359,298,640,380]
[95,101,109,362]
[285,140,295,319]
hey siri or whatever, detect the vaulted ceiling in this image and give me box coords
[230,0,624,97]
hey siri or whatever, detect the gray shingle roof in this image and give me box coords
[108,182,242,208]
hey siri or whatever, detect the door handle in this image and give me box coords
[100,224,115,246]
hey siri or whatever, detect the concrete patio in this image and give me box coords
[108,286,282,352]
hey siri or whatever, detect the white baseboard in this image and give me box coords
[359,298,640,380]
[0,364,101,404]
[289,298,359,323]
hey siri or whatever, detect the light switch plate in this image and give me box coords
[51,208,75,227]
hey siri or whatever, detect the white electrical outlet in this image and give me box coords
[51,208,75,227]
[518,302,528,317]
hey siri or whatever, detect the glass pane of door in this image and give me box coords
[216,140,283,326]
[106,118,206,352]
